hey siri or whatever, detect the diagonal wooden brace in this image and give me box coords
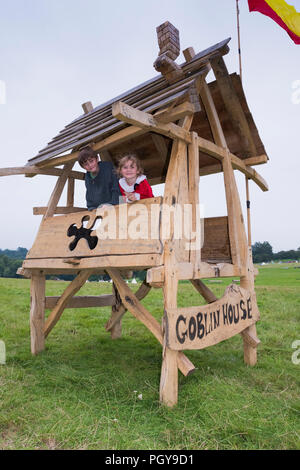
[106,268,195,377]
[106,280,152,333]
[44,269,94,338]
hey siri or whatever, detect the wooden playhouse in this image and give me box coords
[1,23,269,406]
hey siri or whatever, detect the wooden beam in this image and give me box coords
[99,150,113,162]
[199,81,227,148]
[67,177,75,207]
[183,47,196,62]
[37,126,146,169]
[30,272,46,355]
[174,80,202,113]
[222,152,242,266]
[197,136,227,161]
[33,206,86,215]
[105,281,151,333]
[44,161,75,218]
[197,137,268,191]
[239,246,260,365]
[240,328,260,348]
[199,163,222,176]
[82,101,93,114]
[154,101,195,123]
[151,134,169,164]
[106,268,195,377]
[190,279,217,303]
[22,253,163,271]
[45,294,114,310]
[188,131,201,271]
[112,101,192,144]
[243,154,268,166]
[230,154,268,192]
[147,261,243,285]
[109,283,123,339]
[44,269,94,338]
[199,154,268,177]
[160,242,179,407]
[0,165,85,180]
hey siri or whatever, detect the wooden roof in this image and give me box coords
[26,37,267,183]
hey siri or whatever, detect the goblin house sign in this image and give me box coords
[165,284,260,350]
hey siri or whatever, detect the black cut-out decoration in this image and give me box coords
[67,216,100,251]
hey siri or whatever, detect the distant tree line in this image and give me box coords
[0,247,147,281]
[251,242,300,263]
[0,247,28,278]
[0,247,28,259]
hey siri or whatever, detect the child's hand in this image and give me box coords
[125,191,137,202]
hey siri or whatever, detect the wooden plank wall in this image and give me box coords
[201,216,232,264]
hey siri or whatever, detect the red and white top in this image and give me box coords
[119,175,154,202]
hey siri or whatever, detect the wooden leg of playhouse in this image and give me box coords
[241,324,259,366]
[30,272,46,355]
[106,281,152,337]
[160,243,179,407]
[160,345,178,407]
[240,251,259,366]
[106,268,195,378]
[110,283,123,339]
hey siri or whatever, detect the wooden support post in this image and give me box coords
[188,131,201,272]
[222,153,242,266]
[161,115,193,263]
[44,161,74,218]
[199,81,227,148]
[30,272,46,355]
[160,242,179,407]
[110,282,123,340]
[67,177,75,208]
[240,248,259,366]
[198,75,260,364]
[198,79,244,267]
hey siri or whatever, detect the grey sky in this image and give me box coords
[0,0,299,252]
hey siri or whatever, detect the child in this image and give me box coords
[117,153,154,202]
[78,146,121,210]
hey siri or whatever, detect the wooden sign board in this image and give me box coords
[165,284,260,351]
[27,197,162,260]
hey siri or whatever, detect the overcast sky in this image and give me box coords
[0,0,299,252]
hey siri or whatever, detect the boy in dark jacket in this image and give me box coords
[78,146,121,210]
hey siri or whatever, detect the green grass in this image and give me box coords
[0,263,299,449]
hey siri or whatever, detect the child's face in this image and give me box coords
[121,160,138,180]
[82,156,98,173]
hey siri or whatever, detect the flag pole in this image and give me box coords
[236,0,252,247]
[236,0,243,81]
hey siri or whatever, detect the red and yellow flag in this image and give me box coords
[248,0,300,44]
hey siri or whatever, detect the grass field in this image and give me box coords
[0,263,299,450]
